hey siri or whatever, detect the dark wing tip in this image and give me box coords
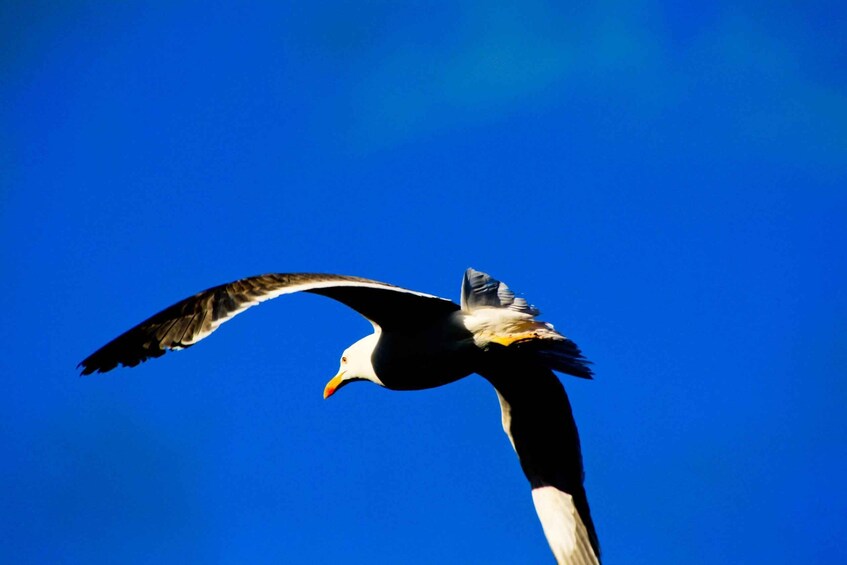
[77,338,169,376]
[77,361,96,376]
[77,354,111,376]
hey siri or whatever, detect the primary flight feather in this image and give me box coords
[79,268,600,564]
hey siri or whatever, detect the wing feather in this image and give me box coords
[79,273,458,375]
[480,357,600,564]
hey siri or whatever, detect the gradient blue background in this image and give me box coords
[2,2,845,563]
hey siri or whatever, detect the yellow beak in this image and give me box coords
[323,371,345,399]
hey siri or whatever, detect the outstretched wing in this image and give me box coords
[79,273,459,375]
[479,357,600,564]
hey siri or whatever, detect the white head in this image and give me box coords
[323,333,383,399]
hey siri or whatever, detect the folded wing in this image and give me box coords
[79,273,458,375]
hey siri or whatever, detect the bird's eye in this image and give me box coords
[341,356,347,364]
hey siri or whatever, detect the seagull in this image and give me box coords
[79,268,600,564]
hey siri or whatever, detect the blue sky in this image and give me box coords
[2,1,845,563]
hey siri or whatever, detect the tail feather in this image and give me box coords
[497,330,594,379]
[519,337,594,379]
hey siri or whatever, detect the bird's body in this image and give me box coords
[367,307,548,390]
[362,311,471,390]
[80,269,600,564]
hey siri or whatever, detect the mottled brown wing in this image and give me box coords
[79,273,458,375]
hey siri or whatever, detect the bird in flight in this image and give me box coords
[79,268,600,564]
